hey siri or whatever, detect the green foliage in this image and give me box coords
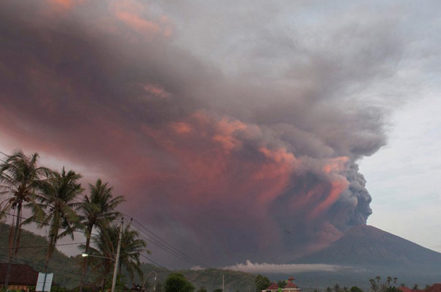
[0,223,82,288]
[85,223,146,286]
[197,287,208,292]
[165,273,195,292]
[37,168,83,265]
[255,274,271,292]
[78,178,124,290]
[350,286,363,292]
[0,151,50,256]
[369,276,400,292]
[277,280,286,288]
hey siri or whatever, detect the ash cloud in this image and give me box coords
[0,0,409,266]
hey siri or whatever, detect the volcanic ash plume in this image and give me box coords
[0,0,397,266]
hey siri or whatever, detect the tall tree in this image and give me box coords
[0,151,49,257]
[0,151,49,289]
[79,179,124,289]
[164,273,194,292]
[255,275,271,292]
[37,168,83,268]
[85,222,146,289]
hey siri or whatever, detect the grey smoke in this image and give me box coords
[0,0,431,267]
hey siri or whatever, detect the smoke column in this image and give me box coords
[0,0,403,266]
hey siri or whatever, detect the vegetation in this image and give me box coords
[164,273,194,292]
[0,151,145,290]
[37,168,83,269]
[255,274,270,292]
[369,276,399,292]
[277,280,286,288]
[86,221,147,289]
[0,222,79,288]
[0,151,50,258]
[78,178,124,289]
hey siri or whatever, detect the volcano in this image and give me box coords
[288,225,441,288]
[295,225,441,270]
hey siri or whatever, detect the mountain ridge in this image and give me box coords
[293,224,441,271]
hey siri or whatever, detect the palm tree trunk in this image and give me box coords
[15,226,22,256]
[80,224,93,292]
[8,222,14,259]
[42,216,59,292]
[4,203,22,289]
[42,229,56,292]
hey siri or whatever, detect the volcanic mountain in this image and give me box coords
[284,225,441,288]
[294,225,441,272]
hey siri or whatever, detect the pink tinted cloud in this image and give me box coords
[0,1,378,265]
[113,0,172,37]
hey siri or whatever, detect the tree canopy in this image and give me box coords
[165,273,195,292]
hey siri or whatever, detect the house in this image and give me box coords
[425,284,441,292]
[262,277,301,292]
[264,283,280,292]
[0,263,39,292]
[400,283,441,292]
[284,277,300,292]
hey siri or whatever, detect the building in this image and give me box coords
[0,263,39,292]
[400,284,441,292]
[284,277,300,292]
[263,277,301,292]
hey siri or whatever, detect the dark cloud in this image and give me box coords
[0,0,405,267]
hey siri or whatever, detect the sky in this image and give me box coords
[361,93,441,253]
[0,0,440,268]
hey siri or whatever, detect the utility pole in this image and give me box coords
[111,217,124,292]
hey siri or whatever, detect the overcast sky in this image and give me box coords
[1,0,440,267]
[361,93,441,252]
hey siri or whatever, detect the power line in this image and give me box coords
[140,253,169,272]
[133,227,192,264]
[123,213,208,267]
[0,241,84,250]
[0,254,84,279]
[3,209,205,269]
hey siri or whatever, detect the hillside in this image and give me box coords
[283,225,441,289]
[139,264,255,291]
[6,222,440,291]
[1,223,257,290]
[295,225,441,271]
[0,223,81,288]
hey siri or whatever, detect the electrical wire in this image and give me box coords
[122,213,209,268]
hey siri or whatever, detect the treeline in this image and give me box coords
[0,151,144,290]
[255,274,419,292]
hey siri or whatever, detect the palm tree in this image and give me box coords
[37,168,83,268]
[0,151,50,290]
[86,222,147,289]
[119,222,148,281]
[79,179,124,289]
[0,151,49,257]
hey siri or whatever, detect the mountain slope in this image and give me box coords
[294,225,441,271]
[140,264,256,292]
[0,223,256,290]
[0,223,81,288]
